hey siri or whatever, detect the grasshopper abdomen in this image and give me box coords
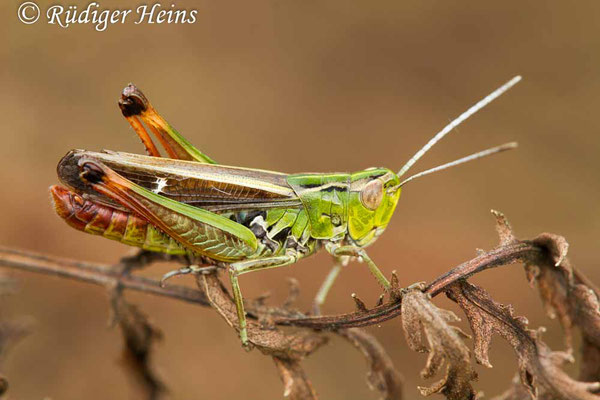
[50,185,185,255]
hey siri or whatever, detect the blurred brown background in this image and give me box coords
[2,1,600,398]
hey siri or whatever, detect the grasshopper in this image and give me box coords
[50,76,521,345]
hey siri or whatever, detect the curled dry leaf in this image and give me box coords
[338,328,404,400]
[112,294,166,400]
[491,375,538,400]
[401,288,477,399]
[525,262,574,348]
[581,339,600,383]
[273,357,318,400]
[448,281,600,400]
[525,232,600,384]
[531,233,569,269]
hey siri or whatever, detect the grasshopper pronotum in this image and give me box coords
[51,76,520,345]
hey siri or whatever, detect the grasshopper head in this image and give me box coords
[347,168,401,247]
[345,76,524,247]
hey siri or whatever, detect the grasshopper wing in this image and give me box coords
[58,150,303,213]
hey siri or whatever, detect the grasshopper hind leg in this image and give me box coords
[118,84,217,164]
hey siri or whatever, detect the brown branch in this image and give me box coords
[0,235,574,331]
[271,241,545,329]
[425,241,541,296]
[0,247,209,306]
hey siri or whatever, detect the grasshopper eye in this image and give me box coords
[360,179,383,211]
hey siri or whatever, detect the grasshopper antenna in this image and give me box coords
[395,142,517,188]
[397,75,522,178]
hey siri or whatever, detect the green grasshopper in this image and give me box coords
[51,76,520,345]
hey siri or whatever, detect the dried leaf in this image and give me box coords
[491,375,537,400]
[112,294,166,399]
[526,261,575,350]
[532,233,569,269]
[401,288,477,399]
[491,210,516,245]
[273,357,318,400]
[526,232,600,381]
[581,338,600,383]
[199,274,327,359]
[339,328,403,400]
[448,281,600,399]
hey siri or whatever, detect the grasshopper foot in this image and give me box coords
[160,265,217,287]
[311,303,322,316]
[242,341,252,351]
